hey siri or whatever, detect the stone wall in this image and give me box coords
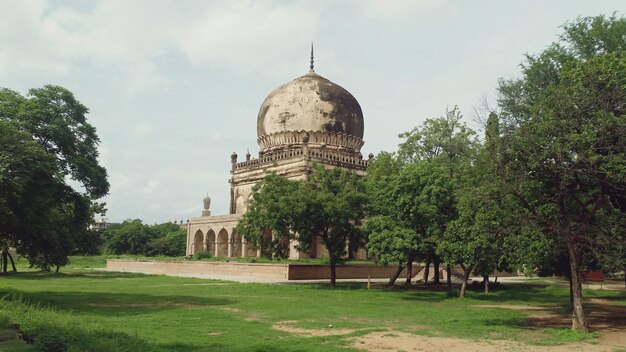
[107,259,420,281]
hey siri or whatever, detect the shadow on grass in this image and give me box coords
[0,271,150,281]
[0,288,236,317]
[468,283,570,305]
[18,322,225,352]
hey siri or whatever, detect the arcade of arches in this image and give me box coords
[186,215,259,257]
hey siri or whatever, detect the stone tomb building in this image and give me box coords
[186,62,369,260]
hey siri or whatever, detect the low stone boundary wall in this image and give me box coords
[288,264,421,280]
[106,259,420,281]
[107,259,290,279]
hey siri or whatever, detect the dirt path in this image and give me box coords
[351,299,626,352]
[351,330,626,352]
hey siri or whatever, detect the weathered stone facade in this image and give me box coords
[186,64,369,259]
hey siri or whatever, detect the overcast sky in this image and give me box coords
[2,1,624,223]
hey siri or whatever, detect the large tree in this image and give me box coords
[437,112,521,296]
[396,107,477,287]
[0,85,109,271]
[237,166,366,286]
[364,152,422,285]
[235,173,302,259]
[497,15,626,331]
[366,155,456,286]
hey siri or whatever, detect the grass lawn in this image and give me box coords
[0,256,624,351]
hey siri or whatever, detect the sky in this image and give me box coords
[2,0,624,224]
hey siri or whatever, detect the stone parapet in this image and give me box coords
[107,259,421,281]
[234,147,367,172]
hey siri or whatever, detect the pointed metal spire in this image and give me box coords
[309,43,314,72]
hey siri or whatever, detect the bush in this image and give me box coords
[146,230,186,257]
[193,251,211,260]
[102,220,186,256]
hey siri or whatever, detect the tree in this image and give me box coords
[364,216,423,285]
[146,223,187,257]
[497,14,626,331]
[365,151,458,286]
[103,220,158,255]
[0,85,109,271]
[365,152,419,285]
[102,220,187,257]
[235,173,302,259]
[437,182,512,297]
[396,107,477,287]
[237,166,367,286]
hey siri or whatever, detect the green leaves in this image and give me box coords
[0,85,109,270]
[237,166,367,262]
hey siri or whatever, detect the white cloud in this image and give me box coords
[142,180,161,195]
[0,1,321,93]
[180,1,319,73]
[354,0,448,22]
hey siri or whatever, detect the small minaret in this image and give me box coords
[230,152,238,171]
[202,194,211,217]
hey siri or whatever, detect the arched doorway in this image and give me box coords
[217,228,229,257]
[231,231,242,257]
[193,230,203,255]
[206,229,216,256]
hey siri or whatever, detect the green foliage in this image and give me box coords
[146,230,186,257]
[498,14,626,273]
[0,85,109,271]
[237,165,366,284]
[497,14,626,329]
[103,220,157,255]
[364,216,422,266]
[295,165,367,263]
[236,173,301,258]
[193,250,211,260]
[397,105,477,173]
[102,220,186,257]
[365,108,476,278]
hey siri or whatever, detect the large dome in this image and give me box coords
[257,71,364,140]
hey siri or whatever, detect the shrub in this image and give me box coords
[193,251,211,260]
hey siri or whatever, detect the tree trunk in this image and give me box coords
[433,255,441,284]
[459,264,474,298]
[423,254,431,285]
[405,259,413,285]
[7,252,16,272]
[566,239,589,332]
[483,274,489,293]
[389,263,405,286]
[446,263,452,291]
[55,265,60,273]
[568,271,574,313]
[329,258,337,287]
[1,249,7,273]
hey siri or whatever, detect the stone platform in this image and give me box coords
[106,259,421,282]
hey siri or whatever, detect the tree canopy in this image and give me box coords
[102,220,186,257]
[0,85,109,271]
[237,165,366,286]
[497,14,626,331]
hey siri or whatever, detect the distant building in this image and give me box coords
[186,51,369,259]
[90,218,117,231]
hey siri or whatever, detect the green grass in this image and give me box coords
[0,256,624,351]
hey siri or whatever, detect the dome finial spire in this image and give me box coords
[309,42,314,73]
